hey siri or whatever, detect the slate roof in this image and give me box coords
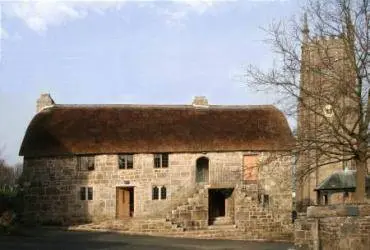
[19,104,294,157]
[315,170,370,191]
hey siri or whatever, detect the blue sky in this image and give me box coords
[0,0,301,164]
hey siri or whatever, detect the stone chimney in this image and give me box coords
[192,96,209,108]
[36,93,55,112]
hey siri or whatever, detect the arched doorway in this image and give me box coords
[196,157,209,183]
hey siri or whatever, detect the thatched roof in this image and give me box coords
[315,170,370,191]
[19,104,294,157]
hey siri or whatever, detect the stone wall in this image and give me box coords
[235,152,293,240]
[294,213,315,249]
[21,151,293,240]
[294,204,370,250]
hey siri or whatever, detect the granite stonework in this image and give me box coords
[21,151,293,240]
[294,204,370,250]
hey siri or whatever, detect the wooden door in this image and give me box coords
[116,188,131,219]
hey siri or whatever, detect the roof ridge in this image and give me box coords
[51,104,276,109]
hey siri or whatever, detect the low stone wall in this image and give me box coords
[294,204,370,250]
[294,213,315,250]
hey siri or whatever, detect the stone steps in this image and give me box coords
[69,218,292,242]
[160,225,245,240]
[69,218,184,233]
[210,216,233,225]
[208,224,237,230]
[168,186,208,230]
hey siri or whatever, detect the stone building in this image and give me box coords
[295,15,367,209]
[19,94,295,240]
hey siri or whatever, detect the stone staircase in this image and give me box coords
[69,218,249,240]
[69,217,184,234]
[167,185,208,230]
[69,184,292,242]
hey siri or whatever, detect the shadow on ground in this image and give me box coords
[0,228,294,250]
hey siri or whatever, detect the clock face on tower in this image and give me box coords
[323,104,334,117]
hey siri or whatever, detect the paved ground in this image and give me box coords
[0,228,295,250]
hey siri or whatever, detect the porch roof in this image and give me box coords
[315,170,370,191]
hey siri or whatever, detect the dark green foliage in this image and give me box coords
[0,186,24,235]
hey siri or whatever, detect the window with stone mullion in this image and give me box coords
[119,154,133,169]
[78,156,95,171]
[80,186,93,201]
[154,153,169,168]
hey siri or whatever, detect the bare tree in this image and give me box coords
[0,153,23,188]
[243,0,369,202]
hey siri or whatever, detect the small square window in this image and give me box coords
[153,153,169,168]
[259,194,269,208]
[78,156,95,171]
[119,154,134,169]
[80,186,93,201]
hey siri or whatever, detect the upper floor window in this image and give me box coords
[78,156,95,171]
[119,154,134,169]
[154,153,169,168]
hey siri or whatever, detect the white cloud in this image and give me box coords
[3,1,126,33]
[1,0,238,33]
[155,0,236,28]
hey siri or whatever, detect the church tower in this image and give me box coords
[296,14,357,210]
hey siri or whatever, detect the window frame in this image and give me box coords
[160,186,167,200]
[152,186,159,200]
[80,187,86,200]
[259,194,270,208]
[78,156,95,171]
[87,187,93,200]
[154,153,169,168]
[118,154,134,169]
[80,186,93,201]
[152,186,167,200]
